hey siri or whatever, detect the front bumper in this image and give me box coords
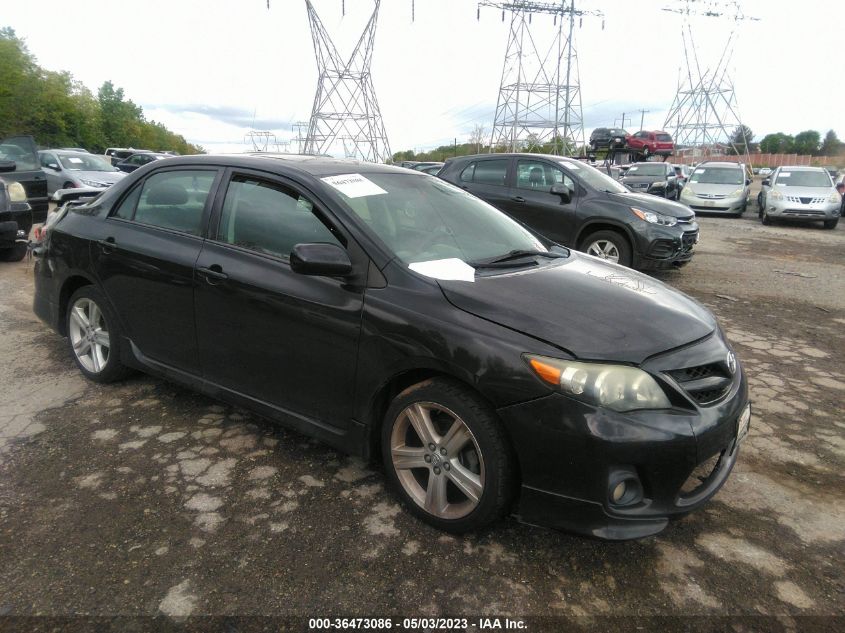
[684,195,746,214]
[498,336,749,540]
[632,221,699,270]
[767,200,839,220]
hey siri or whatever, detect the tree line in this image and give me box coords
[0,28,203,154]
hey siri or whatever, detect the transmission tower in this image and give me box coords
[244,130,278,152]
[480,1,603,155]
[303,0,391,163]
[662,0,758,159]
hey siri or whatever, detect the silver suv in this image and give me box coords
[758,166,840,229]
[679,161,750,215]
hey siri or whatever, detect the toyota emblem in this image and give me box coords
[726,351,737,375]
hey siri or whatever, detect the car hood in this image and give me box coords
[438,253,716,364]
[70,170,125,186]
[606,191,693,218]
[772,185,835,197]
[685,182,744,196]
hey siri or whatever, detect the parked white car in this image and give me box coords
[758,166,840,229]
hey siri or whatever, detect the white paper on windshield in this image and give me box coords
[694,168,705,174]
[409,258,475,282]
[67,157,83,164]
[779,172,791,177]
[321,173,387,198]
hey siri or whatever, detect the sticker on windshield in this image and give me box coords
[321,173,387,198]
[67,157,83,164]
[409,258,475,282]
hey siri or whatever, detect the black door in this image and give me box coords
[500,158,579,245]
[455,157,513,212]
[193,171,364,429]
[90,168,220,373]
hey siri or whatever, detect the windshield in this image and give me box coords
[626,164,665,177]
[330,173,547,265]
[688,167,743,186]
[59,153,117,172]
[558,160,628,193]
[774,170,832,188]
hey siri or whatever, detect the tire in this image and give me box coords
[65,285,131,383]
[381,377,515,533]
[0,243,27,262]
[581,229,633,267]
[757,194,764,217]
[824,218,838,230]
[761,211,772,226]
[642,146,651,158]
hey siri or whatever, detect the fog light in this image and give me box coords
[611,481,627,503]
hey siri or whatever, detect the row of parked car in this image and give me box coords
[589,128,675,157]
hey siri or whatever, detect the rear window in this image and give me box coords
[656,134,673,142]
[467,159,508,186]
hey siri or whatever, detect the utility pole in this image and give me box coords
[638,109,650,131]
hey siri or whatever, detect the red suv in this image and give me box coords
[626,131,674,157]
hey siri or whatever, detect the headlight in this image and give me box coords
[651,180,668,188]
[79,179,104,188]
[828,191,841,203]
[681,187,695,199]
[631,207,677,226]
[526,355,672,412]
[770,189,783,201]
[7,181,27,202]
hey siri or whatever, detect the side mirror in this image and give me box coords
[745,178,751,186]
[48,163,60,171]
[290,243,352,277]
[762,179,770,187]
[0,160,16,173]
[550,183,572,203]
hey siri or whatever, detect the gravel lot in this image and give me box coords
[0,203,843,629]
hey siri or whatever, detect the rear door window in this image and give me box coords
[128,170,216,235]
[471,159,509,186]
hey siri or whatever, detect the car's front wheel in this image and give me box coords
[581,230,632,267]
[382,378,515,533]
[823,218,838,230]
[66,286,130,383]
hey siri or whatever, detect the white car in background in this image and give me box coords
[758,166,840,229]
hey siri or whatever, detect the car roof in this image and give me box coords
[776,165,825,172]
[157,153,414,177]
[698,161,743,167]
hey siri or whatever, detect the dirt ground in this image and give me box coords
[0,203,843,630]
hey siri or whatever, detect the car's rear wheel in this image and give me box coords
[382,378,514,533]
[642,146,651,158]
[66,286,130,383]
[0,243,27,262]
[581,230,632,267]
[823,218,838,230]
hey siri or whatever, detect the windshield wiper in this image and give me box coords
[469,249,566,269]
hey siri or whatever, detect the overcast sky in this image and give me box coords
[4,0,839,155]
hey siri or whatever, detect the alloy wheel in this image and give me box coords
[586,239,621,263]
[68,297,110,373]
[390,402,485,520]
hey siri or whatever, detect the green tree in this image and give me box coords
[792,130,821,155]
[759,132,794,154]
[729,125,753,155]
[820,129,842,156]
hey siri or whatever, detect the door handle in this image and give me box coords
[511,196,525,203]
[197,265,228,284]
[97,237,116,254]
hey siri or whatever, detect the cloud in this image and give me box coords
[144,104,294,132]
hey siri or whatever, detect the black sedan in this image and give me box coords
[114,152,170,173]
[438,153,698,270]
[33,154,749,539]
[621,162,681,200]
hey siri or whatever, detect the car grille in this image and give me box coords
[677,215,695,224]
[784,209,826,216]
[667,362,732,405]
[679,450,725,497]
[681,230,698,252]
[786,196,826,204]
[697,193,727,199]
[691,205,730,211]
